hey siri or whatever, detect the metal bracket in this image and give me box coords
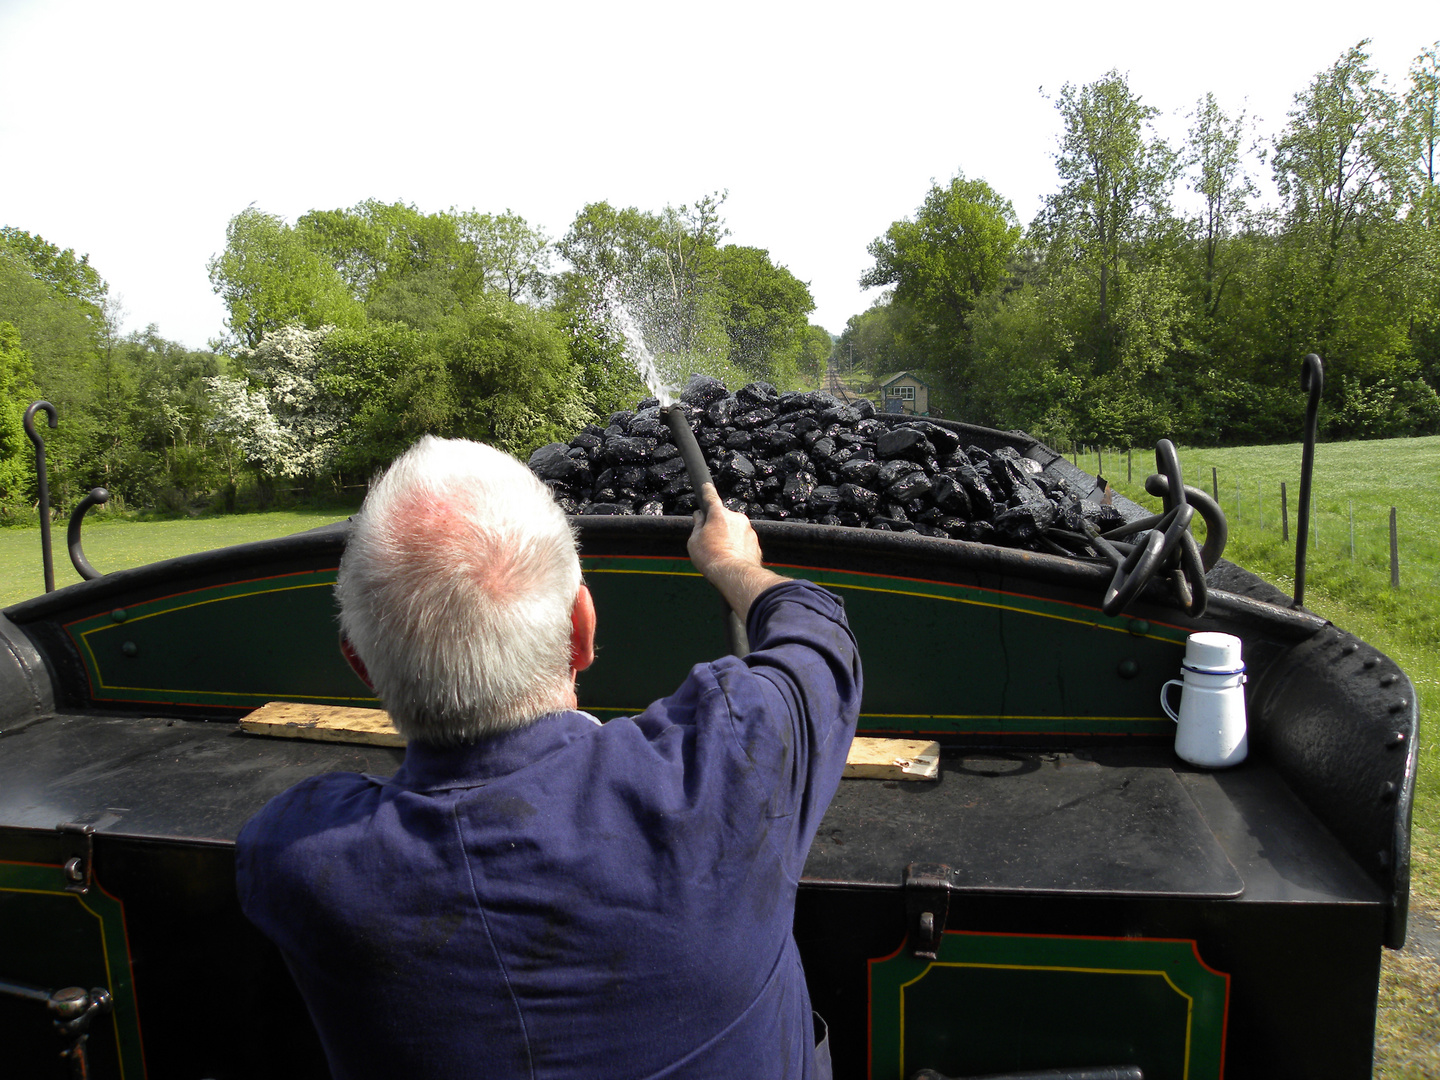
[56,822,95,895]
[904,862,952,960]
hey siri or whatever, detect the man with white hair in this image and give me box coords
[236,434,862,1079]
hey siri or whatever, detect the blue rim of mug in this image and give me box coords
[1180,662,1246,676]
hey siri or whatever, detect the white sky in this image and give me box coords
[0,0,1434,350]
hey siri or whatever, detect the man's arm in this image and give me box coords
[687,483,789,622]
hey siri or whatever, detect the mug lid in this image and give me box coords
[1185,631,1244,672]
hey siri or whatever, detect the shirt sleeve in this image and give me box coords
[715,578,863,850]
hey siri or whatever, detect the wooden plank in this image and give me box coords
[242,705,940,780]
[842,737,941,781]
[240,701,403,748]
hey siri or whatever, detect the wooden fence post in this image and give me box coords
[1281,482,1289,542]
[1390,507,1400,588]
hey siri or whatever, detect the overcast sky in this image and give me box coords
[1,0,1434,350]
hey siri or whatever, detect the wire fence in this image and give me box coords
[1066,443,1438,594]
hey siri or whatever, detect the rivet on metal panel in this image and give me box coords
[109,608,127,623]
[1128,620,1150,636]
[1379,673,1398,687]
[1388,731,1408,748]
[1363,657,1378,669]
[121,641,138,657]
[1380,781,1398,803]
[1342,642,1359,655]
[1378,849,1391,870]
[1389,699,1410,714]
[1116,659,1138,679]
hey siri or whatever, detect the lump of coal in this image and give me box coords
[533,379,1122,558]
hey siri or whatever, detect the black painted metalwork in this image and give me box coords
[66,489,110,581]
[1099,441,1194,616]
[1294,354,1324,608]
[23,401,58,593]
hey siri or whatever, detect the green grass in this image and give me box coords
[0,509,352,609]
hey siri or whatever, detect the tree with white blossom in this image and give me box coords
[205,324,343,482]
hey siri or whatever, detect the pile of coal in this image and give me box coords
[528,375,1123,549]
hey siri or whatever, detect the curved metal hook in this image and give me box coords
[1294,353,1324,608]
[68,488,111,580]
[23,400,59,593]
[23,400,58,447]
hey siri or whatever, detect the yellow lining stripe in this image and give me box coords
[899,962,1194,1080]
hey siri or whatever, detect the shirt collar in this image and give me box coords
[383,711,602,792]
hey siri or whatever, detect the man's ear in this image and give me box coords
[570,584,596,673]
[340,635,374,690]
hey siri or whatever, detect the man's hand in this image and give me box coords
[688,484,789,622]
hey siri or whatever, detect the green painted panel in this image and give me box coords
[61,556,1189,734]
[582,556,1188,737]
[66,569,375,710]
[869,932,1229,1080]
[0,862,146,1078]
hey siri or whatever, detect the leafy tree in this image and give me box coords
[797,324,833,387]
[714,245,815,383]
[320,321,461,480]
[0,231,108,506]
[1034,71,1180,352]
[1185,94,1262,318]
[0,321,39,506]
[1266,40,1432,432]
[453,209,552,303]
[432,298,591,456]
[549,274,646,419]
[206,325,344,483]
[861,173,1021,349]
[208,209,366,348]
[558,196,730,387]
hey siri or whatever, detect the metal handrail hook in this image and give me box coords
[68,488,111,580]
[23,401,59,593]
[1294,354,1324,608]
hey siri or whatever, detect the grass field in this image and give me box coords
[0,509,352,608]
[3,434,1438,1074]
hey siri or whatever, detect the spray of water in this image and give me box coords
[602,284,679,406]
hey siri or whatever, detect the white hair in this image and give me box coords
[336,436,581,744]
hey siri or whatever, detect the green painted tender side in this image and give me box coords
[60,552,1189,738]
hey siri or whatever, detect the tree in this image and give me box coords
[0,321,39,507]
[208,209,366,348]
[1268,41,1422,403]
[432,298,591,457]
[714,245,815,382]
[1035,72,1180,346]
[797,325,833,387]
[558,196,731,386]
[861,173,1020,345]
[0,231,109,506]
[453,209,551,303]
[1185,94,1262,317]
[206,325,345,483]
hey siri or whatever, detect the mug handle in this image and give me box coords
[1160,679,1184,722]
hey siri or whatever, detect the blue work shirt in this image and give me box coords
[236,579,862,1079]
